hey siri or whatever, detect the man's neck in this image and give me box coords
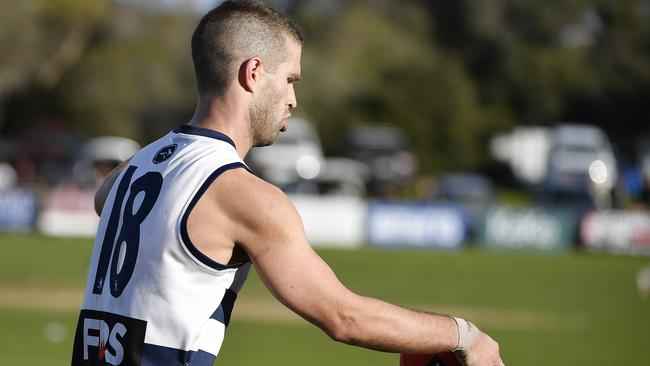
[188,93,253,159]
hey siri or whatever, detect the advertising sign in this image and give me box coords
[0,188,37,231]
[366,201,467,249]
[581,210,650,255]
[480,206,575,251]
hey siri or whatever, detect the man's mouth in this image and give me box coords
[280,115,291,132]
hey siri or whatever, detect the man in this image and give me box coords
[72,1,504,365]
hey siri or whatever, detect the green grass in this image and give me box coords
[1,233,649,365]
[0,234,91,287]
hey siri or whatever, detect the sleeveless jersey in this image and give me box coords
[72,125,251,366]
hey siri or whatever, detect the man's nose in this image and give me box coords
[288,85,297,109]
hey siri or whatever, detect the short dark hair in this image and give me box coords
[191,0,303,96]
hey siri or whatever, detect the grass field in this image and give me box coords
[0,233,649,365]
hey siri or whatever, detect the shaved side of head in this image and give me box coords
[191,0,303,96]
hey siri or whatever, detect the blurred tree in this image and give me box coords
[425,0,650,139]
[1,0,197,142]
[57,4,197,140]
[1,0,648,180]
[0,0,109,131]
[582,0,650,141]
[294,0,503,173]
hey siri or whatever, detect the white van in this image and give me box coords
[545,123,617,206]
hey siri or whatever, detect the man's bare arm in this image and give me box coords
[217,170,502,364]
[94,158,131,215]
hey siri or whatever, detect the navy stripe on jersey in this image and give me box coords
[211,289,238,326]
[141,343,215,366]
[173,125,236,149]
[180,162,248,270]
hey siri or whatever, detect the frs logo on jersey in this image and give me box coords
[153,144,177,164]
[83,319,126,364]
[72,310,146,366]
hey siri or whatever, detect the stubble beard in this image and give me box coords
[250,85,284,147]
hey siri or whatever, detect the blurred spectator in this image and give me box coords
[640,143,650,206]
[642,176,650,207]
[614,155,644,208]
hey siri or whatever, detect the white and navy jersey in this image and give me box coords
[72,125,251,366]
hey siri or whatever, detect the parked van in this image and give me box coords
[545,123,617,207]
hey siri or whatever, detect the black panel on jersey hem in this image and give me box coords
[211,289,238,327]
[141,342,216,366]
[173,125,236,149]
[180,162,248,271]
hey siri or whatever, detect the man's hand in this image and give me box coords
[456,331,504,366]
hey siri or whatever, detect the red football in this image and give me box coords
[400,352,462,366]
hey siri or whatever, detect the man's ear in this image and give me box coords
[239,57,263,93]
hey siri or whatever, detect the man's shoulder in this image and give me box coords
[210,167,306,255]
[213,168,299,229]
[215,168,287,204]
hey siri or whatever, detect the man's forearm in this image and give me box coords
[333,294,459,353]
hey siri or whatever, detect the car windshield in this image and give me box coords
[560,145,598,154]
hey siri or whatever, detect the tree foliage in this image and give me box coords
[1,0,649,174]
[1,0,196,140]
[294,1,501,172]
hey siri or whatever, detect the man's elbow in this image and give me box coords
[94,185,109,216]
[322,307,362,345]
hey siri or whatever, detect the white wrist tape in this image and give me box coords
[453,317,479,352]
